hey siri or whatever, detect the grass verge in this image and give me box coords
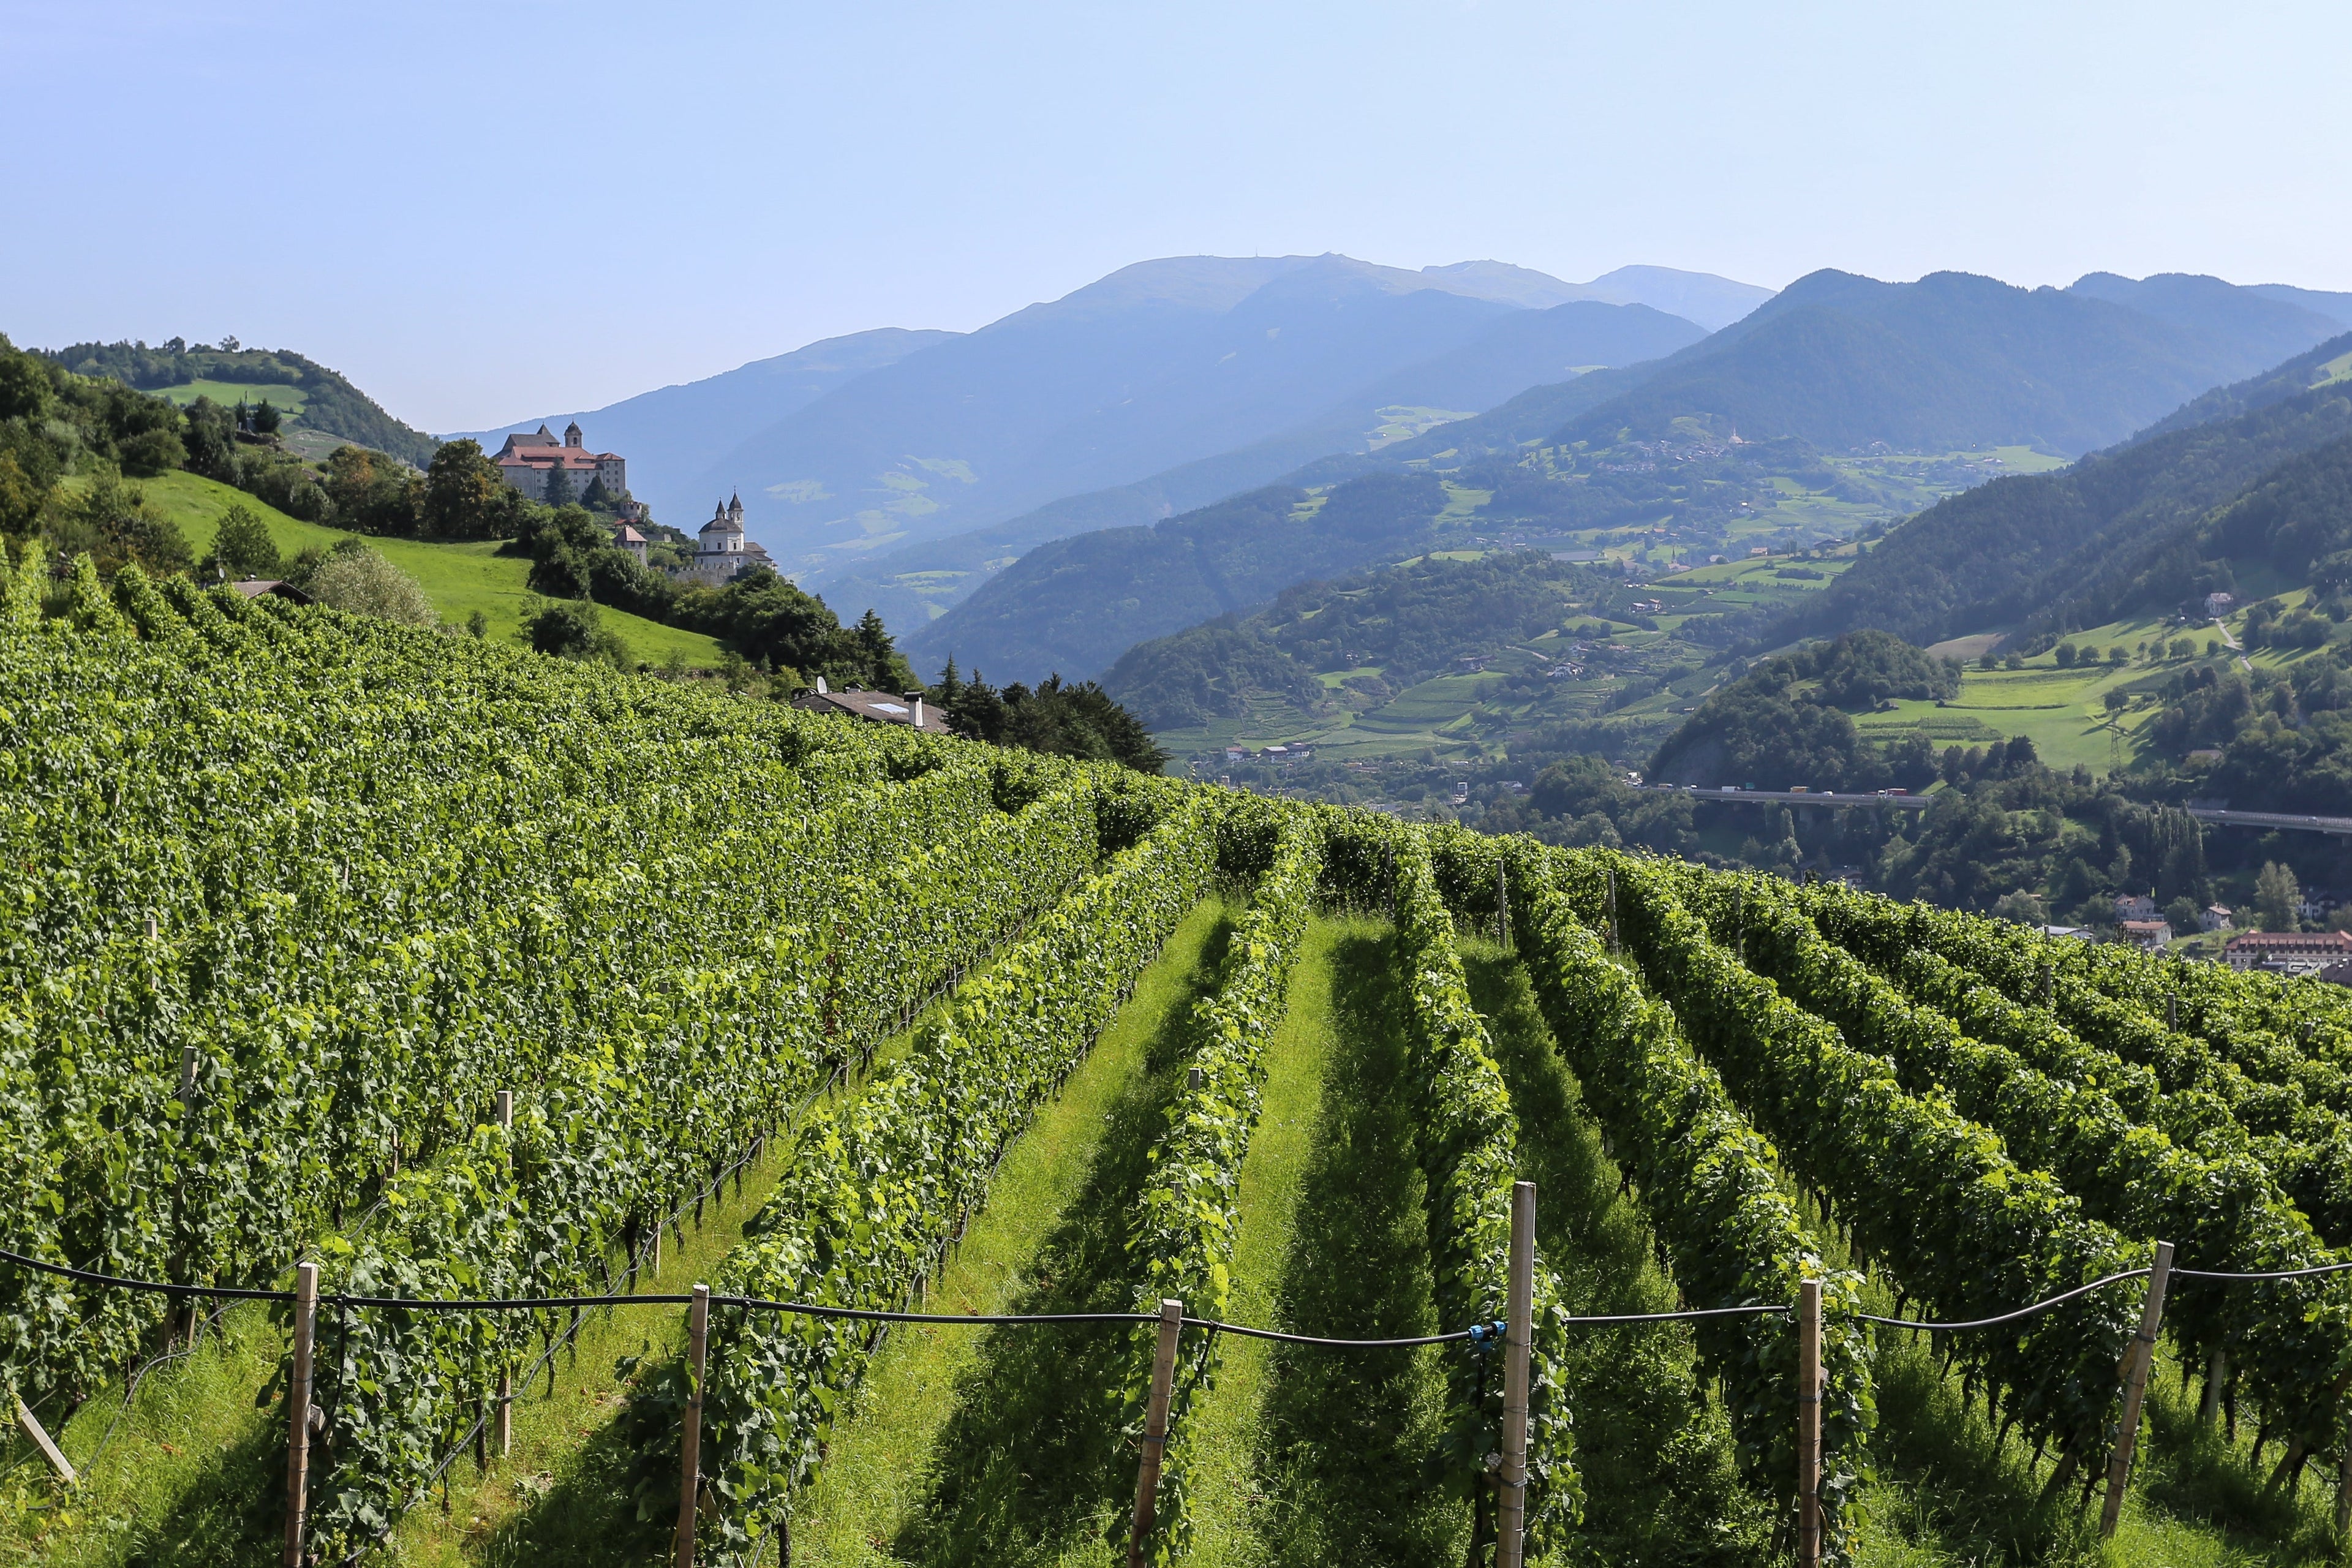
[1238,924,1469,1567]
[1174,914,1348,1568]
[799,897,1235,1568]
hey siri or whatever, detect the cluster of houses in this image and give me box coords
[2087,889,2352,983]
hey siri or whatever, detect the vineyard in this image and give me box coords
[12,549,2352,1566]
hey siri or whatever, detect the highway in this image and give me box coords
[1637,785,1931,809]
[1637,786,2352,837]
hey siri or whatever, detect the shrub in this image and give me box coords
[304,541,435,626]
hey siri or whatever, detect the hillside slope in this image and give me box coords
[127,470,723,665]
[818,299,1706,630]
[1768,350,2352,647]
[42,339,439,467]
[905,475,1452,683]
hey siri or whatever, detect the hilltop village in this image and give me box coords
[493,422,775,585]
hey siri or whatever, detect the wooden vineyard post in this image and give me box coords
[1496,860,1510,950]
[283,1261,318,1567]
[1606,868,1618,953]
[1796,1278,1822,1568]
[1128,1298,1185,1568]
[2168,993,2178,1031]
[1496,1182,1536,1568]
[2101,1241,2174,1536]
[12,1398,74,1483]
[2336,1398,2352,1536]
[496,1090,514,1459]
[676,1283,710,1567]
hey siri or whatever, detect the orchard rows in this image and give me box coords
[6,548,2352,1562]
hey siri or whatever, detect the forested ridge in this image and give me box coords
[1770,375,2352,647]
[40,337,440,467]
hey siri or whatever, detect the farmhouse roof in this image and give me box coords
[791,688,952,733]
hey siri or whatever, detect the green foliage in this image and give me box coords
[424,439,531,541]
[1508,853,1872,1561]
[304,541,435,626]
[1647,630,1954,789]
[526,598,629,665]
[937,660,1165,774]
[1120,815,1322,1559]
[1373,827,1581,1553]
[206,502,281,580]
[1581,851,2143,1476]
[42,337,439,467]
[638,793,1215,1557]
[1717,872,2352,1460]
[2256,859,2304,931]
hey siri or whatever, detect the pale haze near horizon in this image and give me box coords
[3,0,2345,433]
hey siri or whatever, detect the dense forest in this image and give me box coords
[1643,628,1960,791]
[40,337,440,467]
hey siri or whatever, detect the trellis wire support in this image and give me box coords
[283,1261,318,1567]
[676,1283,710,1567]
[1496,1182,1536,1568]
[2100,1239,2174,1537]
[1796,1278,1822,1568]
[496,1090,514,1458]
[1128,1297,1185,1568]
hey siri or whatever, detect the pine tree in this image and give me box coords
[542,462,575,508]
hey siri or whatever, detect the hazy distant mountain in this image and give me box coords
[2064,272,2344,363]
[902,267,2352,685]
[451,326,957,522]
[1418,262,1776,329]
[821,296,1706,628]
[1539,268,2347,456]
[2245,283,2352,330]
[458,253,1747,576]
[688,254,1720,577]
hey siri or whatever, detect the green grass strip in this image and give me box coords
[777,895,1227,1566]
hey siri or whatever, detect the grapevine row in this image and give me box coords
[622,793,1221,1559]
[1381,829,1582,1553]
[1801,884,2352,1250]
[1698,868,2352,1466]
[1121,811,1323,1562]
[1509,858,1873,1561]
[1570,851,2140,1481]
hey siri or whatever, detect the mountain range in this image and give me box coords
[458,255,1749,576]
[903,270,2352,685]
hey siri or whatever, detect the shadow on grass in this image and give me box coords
[875,915,1235,1568]
[1461,942,1771,1568]
[2131,1357,2342,1564]
[1244,929,1466,1568]
[106,1391,283,1568]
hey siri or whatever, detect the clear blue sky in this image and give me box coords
[4,1,2346,432]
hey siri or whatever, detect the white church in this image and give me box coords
[678,494,777,586]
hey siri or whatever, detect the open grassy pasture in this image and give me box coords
[120,471,725,667]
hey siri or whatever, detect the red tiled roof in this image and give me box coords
[2225,931,2352,951]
